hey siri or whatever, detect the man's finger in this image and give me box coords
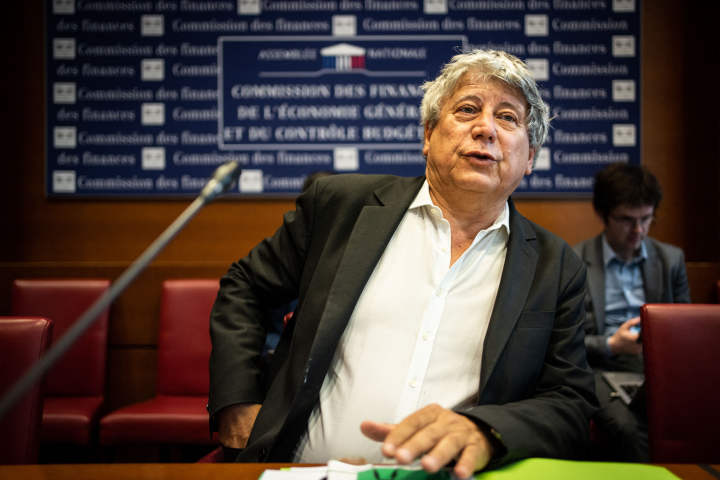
[413,417,486,475]
[382,404,443,456]
[360,420,394,442]
[454,434,491,478]
[393,413,465,464]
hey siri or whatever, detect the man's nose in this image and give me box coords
[471,112,496,141]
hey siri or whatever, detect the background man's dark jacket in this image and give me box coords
[209,174,598,467]
[573,234,690,367]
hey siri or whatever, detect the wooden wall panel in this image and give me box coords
[105,348,157,414]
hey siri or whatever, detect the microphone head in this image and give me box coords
[200,161,242,201]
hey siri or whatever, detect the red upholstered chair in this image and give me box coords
[0,317,54,464]
[99,279,221,446]
[641,304,720,463]
[10,279,110,445]
[196,446,223,463]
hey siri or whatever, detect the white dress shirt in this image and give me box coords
[293,180,510,463]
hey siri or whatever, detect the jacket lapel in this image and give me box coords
[299,176,425,397]
[584,235,606,334]
[642,240,662,303]
[268,176,425,458]
[479,200,538,395]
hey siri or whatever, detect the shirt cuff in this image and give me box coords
[605,335,614,359]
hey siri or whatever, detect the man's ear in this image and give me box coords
[525,147,536,175]
[422,122,433,157]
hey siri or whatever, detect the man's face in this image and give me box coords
[602,204,655,257]
[423,74,535,202]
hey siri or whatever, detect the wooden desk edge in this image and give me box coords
[0,463,717,480]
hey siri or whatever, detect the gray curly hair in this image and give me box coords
[421,50,550,151]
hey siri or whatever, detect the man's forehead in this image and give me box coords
[447,73,528,109]
[613,204,655,216]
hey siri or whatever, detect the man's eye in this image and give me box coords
[499,114,516,122]
[459,106,475,114]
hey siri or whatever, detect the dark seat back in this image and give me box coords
[0,317,53,464]
[641,303,720,463]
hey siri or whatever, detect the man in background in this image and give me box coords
[573,163,690,461]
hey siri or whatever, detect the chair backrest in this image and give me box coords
[156,279,219,396]
[641,304,720,463]
[196,445,223,463]
[0,317,53,464]
[10,279,110,396]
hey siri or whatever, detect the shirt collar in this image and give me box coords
[409,180,511,235]
[602,233,647,267]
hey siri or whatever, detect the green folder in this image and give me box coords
[475,458,678,480]
[358,459,679,480]
[477,458,680,480]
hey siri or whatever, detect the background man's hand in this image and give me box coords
[607,317,643,356]
[217,403,262,448]
[360,404,493,479]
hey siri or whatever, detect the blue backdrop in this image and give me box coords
[45,0,640,197]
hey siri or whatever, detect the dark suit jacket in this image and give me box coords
[209,174,598,467]
[572,234,690,367]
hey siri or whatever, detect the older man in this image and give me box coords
[209,50,597,476]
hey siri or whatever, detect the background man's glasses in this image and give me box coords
[609,214,655,229]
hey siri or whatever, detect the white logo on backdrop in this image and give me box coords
[534,147,551,171]
[334,147,360,171]
[525,15,549,37]
[142,147,166,170]
[238,0,261,15]
[612,80,636,102]
[424,0,448,15]
[54,126,77,149]
[53,170,76,193]
[612,124,636,147]
[53,38,75,60]
[141,59,165,81]
[54,82,76,104]
[239,169,264,193]
[141,103,166,126]
[525,59,549,81]
[613,0,635,12]
[53,0,75,15]
[332,16,357,36]
[141,15,164,37]
[612,36,635,57]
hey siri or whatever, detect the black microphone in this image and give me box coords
[0,161,242,420]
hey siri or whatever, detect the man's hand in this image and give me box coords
[608,317,643,356]
[360,404,493,479]
[217,403,262,448]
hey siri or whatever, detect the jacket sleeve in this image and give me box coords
[582,287,610,366]
[458,258,599,468]
[207,181,318,420]
[573,241,609,367]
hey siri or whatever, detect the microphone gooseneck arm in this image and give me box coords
[0,161,242,420]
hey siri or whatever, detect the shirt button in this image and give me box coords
[441,246,448,253]
[431,208,440,216]
[409,379,417,388]
[422,332,429,341]
[437,288,443,296]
